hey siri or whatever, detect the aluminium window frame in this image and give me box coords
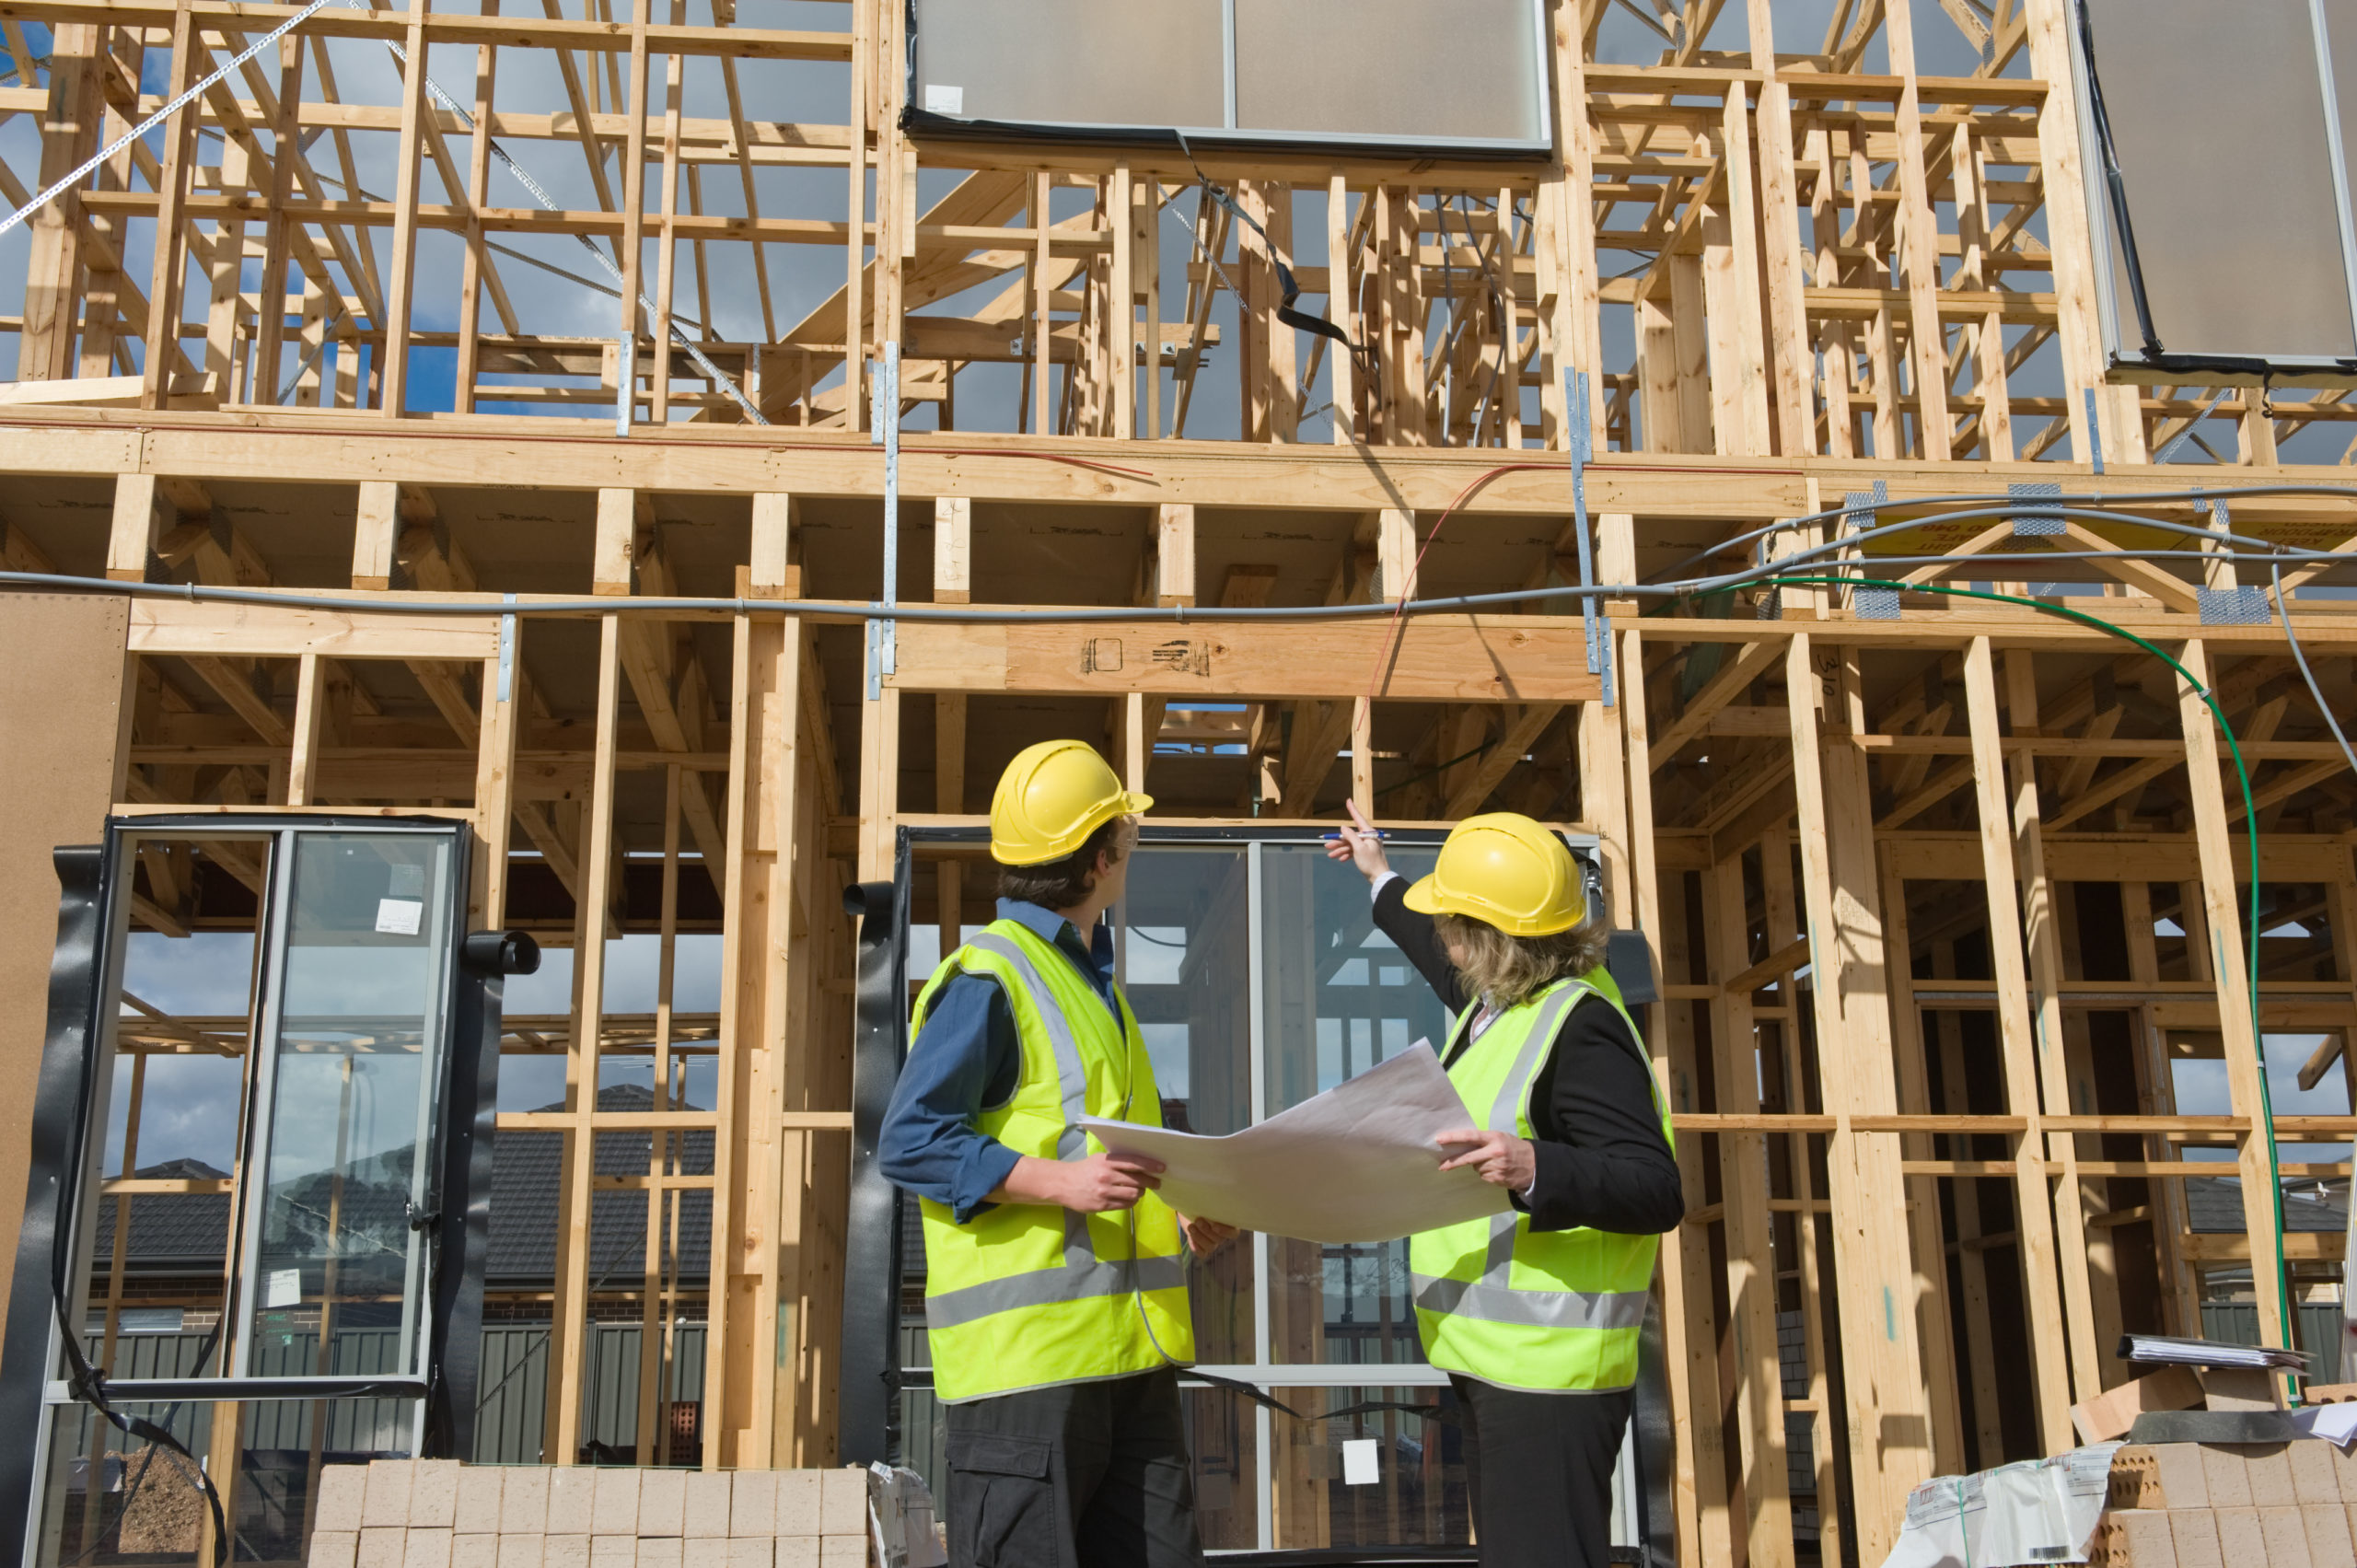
[0,813,482,1568]
[899,0,1558,159]
[2073,0,2357,383]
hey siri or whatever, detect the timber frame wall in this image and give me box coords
[4,0,2357,1563]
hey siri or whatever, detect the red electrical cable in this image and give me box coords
[1364,461,1557,702]
[0,417,1155,479]
[1356,453,1805,700]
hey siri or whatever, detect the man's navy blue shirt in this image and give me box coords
[877,898,1116,1223]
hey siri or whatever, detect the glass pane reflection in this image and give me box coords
[1270,1385,1469,1551]
[244,834,453,1382]
[35,1402,412,1568]
[1180,1385,1259,1551]
[1259,843,1448,1368]
[1118,847,1254,1365]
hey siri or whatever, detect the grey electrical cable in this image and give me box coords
[1707,505,2349,583]
[1649,482,2357,583]
[2,548,2340,625]
[2270,565,2357,782]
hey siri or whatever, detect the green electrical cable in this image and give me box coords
[1766,575,2295,1396]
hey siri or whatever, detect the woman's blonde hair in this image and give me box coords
[1436,912,1610,1010]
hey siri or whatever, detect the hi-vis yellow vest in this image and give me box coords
[909,918,1194,1403]
[1408,969,1673,1394]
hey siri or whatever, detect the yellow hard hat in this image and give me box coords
[1403,812,1585,936]
[989,740,1153,865]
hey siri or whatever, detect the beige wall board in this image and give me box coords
[0,593,125,1342]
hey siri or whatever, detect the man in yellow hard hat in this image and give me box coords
[880,738,1234,1567]
[1329,800,1681,1568]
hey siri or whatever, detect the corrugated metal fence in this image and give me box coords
[76,1324,707,1465]
[2201,1301,2345,1385]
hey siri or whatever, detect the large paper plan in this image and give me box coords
[1078,1041,1510,1245]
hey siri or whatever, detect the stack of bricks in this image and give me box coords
[305,1462,872,1568]
[2092,1441,2357,1567]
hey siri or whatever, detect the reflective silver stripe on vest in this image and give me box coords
[1409,1274,1651,1332]
[926,1252,1188,1330]
[964,932,1102,1270]
[1478,981,1590,1285]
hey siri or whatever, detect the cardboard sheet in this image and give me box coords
[1078,1041,1509,1244]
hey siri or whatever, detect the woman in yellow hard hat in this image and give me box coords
[1329,801,1681,1568]
[881,738,1235,1568]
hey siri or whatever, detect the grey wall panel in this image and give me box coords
[908,0,1549,151]
[2324,0,2357,268]
[2089,0,2356,360]
[912,0,1227,131]
[1233,0,1542,143]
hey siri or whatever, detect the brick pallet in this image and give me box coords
[2090,1442,2357,1568]
[304,1461,874,1568]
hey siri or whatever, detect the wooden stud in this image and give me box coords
[933,497,970,603]
[1154,505,1196,607]
[1373,507,1416,605]
[595,487,640,594]
[1784,633,1931,1561]
[547,612,623,1465]
[2003,649,2108,1402]
[471,645,519,927]
[2176,638,2290,1359]
[750,491,795,598]
[376,0,431,415]
[1960,636,2082,1447]
[353,481,401,589]
[285,651,326,806]
[137,0,198,411]
[106,473,161,583]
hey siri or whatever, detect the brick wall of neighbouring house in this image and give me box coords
[305,1461,873,1568]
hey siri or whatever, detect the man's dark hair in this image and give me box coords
[998,817,1128,911]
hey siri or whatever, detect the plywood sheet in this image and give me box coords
[0,594,126,1337]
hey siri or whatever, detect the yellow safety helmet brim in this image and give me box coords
[1401,813,1585,937]
[989,739,1153,865]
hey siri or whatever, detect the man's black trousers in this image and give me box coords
[942,1367,1201,1568]
[1451,1374,1631,1567]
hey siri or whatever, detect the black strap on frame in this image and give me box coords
[1173,132,1378,382]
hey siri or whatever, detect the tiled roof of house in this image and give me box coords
[88,1086,714,1287]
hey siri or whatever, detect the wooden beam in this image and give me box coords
[889,618,1603,703]
[1649,639,1781,768]
[1442,703,1564,819]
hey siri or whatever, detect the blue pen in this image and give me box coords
[1320,830,1390,841]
